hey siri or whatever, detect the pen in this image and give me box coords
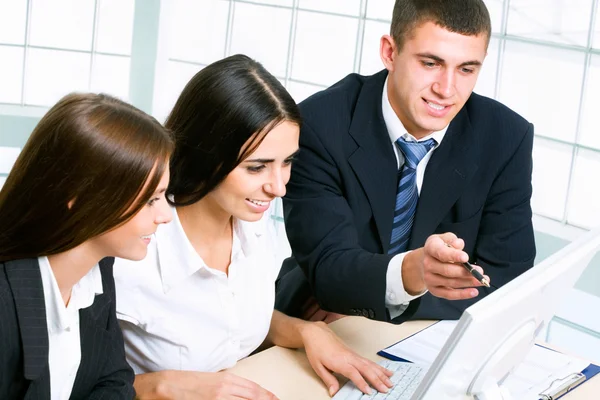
[445,243,491,288]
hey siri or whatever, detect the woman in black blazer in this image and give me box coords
[0,93,173,400]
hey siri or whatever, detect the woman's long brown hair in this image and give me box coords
[0,93,173,262]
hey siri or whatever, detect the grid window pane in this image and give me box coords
[566,149,600,229]
[593,8,600,49]
[360,20,389,76]
[483,0,504,34]
[246,0,293,6]
[29,0,95,51]
[0,146,21,174]
[90,54,130,101]
[167,0,229,65]
[292,11,358,86]
[153,61,201,123]
[578,55,600,150]
[531,137,572,220]
[285,80,324,103]
[506,0,593,47]
[95,0,135,55]
[499,41,584,143]
[0,0,27,45]
[298,0,361,17]
[473,38,499,99]
[24,48,90,107]
[230,3,291,78]
[0,46,24,104]
[366,0,394,21]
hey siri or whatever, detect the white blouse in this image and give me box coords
[38,256,103,400]
[113,207,281,374]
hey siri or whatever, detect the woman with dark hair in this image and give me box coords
[114,54,394,400]
[0,93,173,400]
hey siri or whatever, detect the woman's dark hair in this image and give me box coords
[0,93,173,262]
[165,54,301,206]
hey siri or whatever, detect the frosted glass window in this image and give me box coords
[366,0,394,21]
[0,0,27,45]
[167,0,229,65]
[298,0,361,17]
[360,20,389,76]
[593,8,600,49]
[95,0,135,55]
[230,3,291,78]
[0,146,21,174]
[250,0,293,6]
[483,0,504,34]
[578,55,600,150]
[566,149,600,229]
[531,138,572,220]
[506,0,593,47]
[292,11,358,85]
[29,0,95,51]
[0,46,24,104]
[473,38,499,99]
[286,80,324,103]
[499,41,584,143]
[25,48,90,107]
[153,61,202,124]
[91,55,130,101]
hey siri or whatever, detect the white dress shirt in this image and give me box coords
[381,77,449,318]
[113,206,280,374]
[38,256,103,400]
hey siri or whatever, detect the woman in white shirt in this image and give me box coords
[114,54,394,400]
[0,93,173,400]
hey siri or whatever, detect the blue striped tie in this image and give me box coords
[388,137,437,255]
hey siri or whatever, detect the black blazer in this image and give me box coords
[0,257,135,399]
[283,70,536,322]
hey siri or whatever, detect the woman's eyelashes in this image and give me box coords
[246,164,266,173]
[246,158,295,173]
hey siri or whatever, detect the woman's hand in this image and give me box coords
[134,370,278,400]
[300,322,394,397]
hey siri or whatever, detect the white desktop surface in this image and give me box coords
[229,316,598,399]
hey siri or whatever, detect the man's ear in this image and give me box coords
[380,34,397,71]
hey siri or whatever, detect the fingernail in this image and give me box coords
[329,386,335,396]
[386,377,393,386]
[471,289,478,297]
[364,387,372,395]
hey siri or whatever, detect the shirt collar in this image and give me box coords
[155,206,267,293]
[38,256,103,333]
[381,76,448,145]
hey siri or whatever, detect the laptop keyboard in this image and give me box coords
[332,359,426,400]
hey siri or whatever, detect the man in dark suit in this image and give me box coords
[280,0,536,323]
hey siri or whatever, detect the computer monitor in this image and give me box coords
[412,227,600,400]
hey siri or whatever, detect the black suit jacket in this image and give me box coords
[0,257,135,399]
[283,70,536,322]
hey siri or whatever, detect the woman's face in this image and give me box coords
[208,121,300,222]
[91,163,172,260]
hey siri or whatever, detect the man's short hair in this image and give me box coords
[391,0,492,51]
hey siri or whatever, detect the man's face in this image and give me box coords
[383,21,488,138]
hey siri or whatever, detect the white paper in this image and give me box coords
[381,321,589,399]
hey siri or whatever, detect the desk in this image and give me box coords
[229,317,599,399]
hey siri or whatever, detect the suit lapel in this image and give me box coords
[409,107,480,248]
[5,258,50,380]
[348,71,398,252]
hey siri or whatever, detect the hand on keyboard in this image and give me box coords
[332,359,426,400]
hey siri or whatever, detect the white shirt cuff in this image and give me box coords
[385,252,427,319]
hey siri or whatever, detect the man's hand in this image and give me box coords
[402,232,490,300]
[134,370,278,400]
[302,295,347,324]
[300,322,394,397]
